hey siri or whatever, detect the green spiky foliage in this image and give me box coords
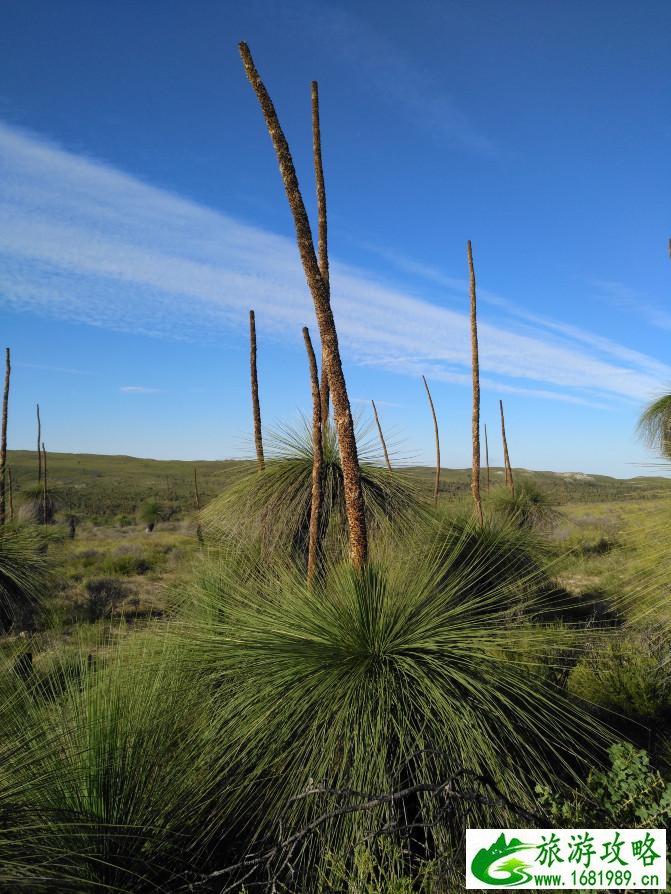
[17,482,56,525]
[0,524,52,631]
[638,393,671,458]
[0,634,226,892]
[489,481,561,531]
[202,419,424,562]
[179,519,610,889]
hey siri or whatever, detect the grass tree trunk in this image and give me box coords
[303,326,324,585]
[240,42,368,569]
[422,375,441,507]
[311,81,331,427]
[249,309,265,471]
[36,403,42,483]
[499,399,514,496]
[371,399,392,472]
[467,241,483,525]
[484,423,490,493]
[0,348,10,526]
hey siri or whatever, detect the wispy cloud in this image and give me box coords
[306,4,495,156]
[592,279,671,334]
[120,385,161,394]
[0,120,668,410]
[16,362,93,376]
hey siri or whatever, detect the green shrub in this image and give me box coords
[101,554,154,576]
[85,577,130,621]
[568,633,671,726]
[537,743,671,828]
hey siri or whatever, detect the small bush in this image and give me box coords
[568,633,671,727]
[101,554,154,576]
[86,578,130,621]
[537,743,671,828]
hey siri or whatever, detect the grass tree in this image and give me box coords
[0,636,225,890]
[0,524,52,631]
[484,422,491,492]
[249,309,265,471]
[468,242,483,525]
[0,348,9,526]
[239,43,367,569]
[180,525,610,888]
[302,327,324,585]
[422,375,441,506]
[637,394,671,458]
[203,419,421,564]
[371,399,392,472]
[490,480,561,532]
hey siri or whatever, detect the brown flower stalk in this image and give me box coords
[239,42,368,569]
[422,375,441,507]
[7,466,14,522]
[312,81,330,426]
[303,326,324,585]
[36,403,42,483]
[42,441,48,528]
[467,241,483,525]
[193,466,203,544]
[371,400,392,472]
[0,348,10,526]
[484,423,490,493]
[499,399,514,496]
[249,309,265,471]
[193,466,201,511]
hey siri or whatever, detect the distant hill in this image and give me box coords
[5,450,671,522]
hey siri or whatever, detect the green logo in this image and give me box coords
[471,833,535,886]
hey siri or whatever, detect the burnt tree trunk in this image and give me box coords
[371,400,392,472]
[249,309,265,471]
[467,241,483,525]
[240,43,368,569]
[422,375,441,507]
[303,326,324,585]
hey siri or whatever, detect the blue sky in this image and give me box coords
[0,0,669,476]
